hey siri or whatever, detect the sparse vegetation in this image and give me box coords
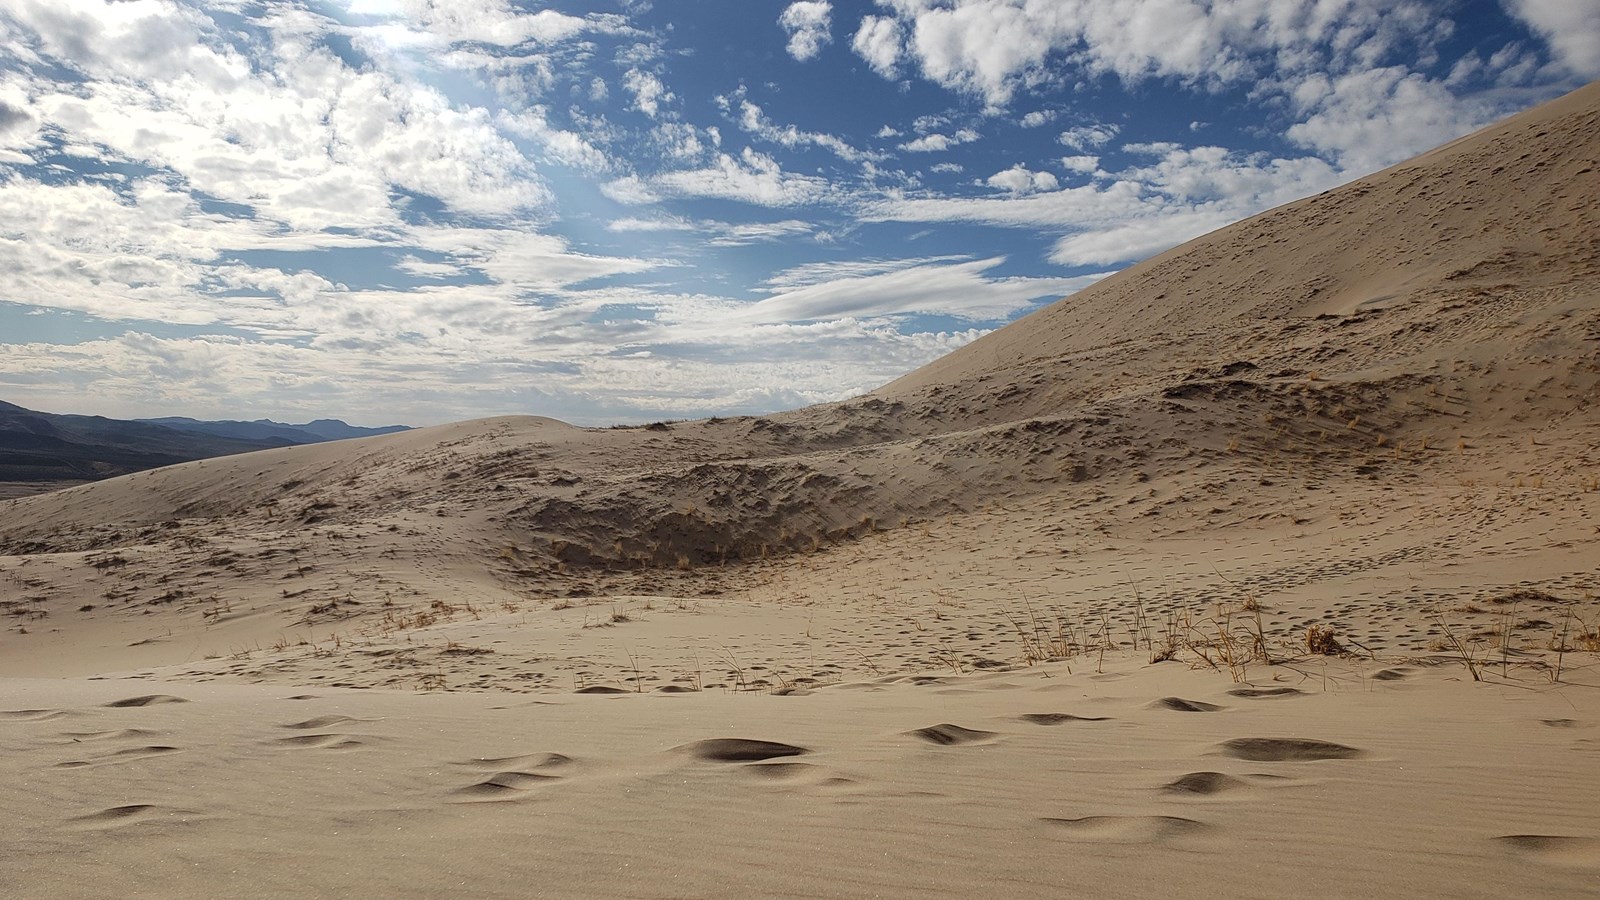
[1305,625,1343,655]
[1429,609,1482,681]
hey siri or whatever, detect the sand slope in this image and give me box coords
[2,83,1599,898]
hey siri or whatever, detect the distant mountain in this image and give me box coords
[138,416,411,445]
[0,402,410,485]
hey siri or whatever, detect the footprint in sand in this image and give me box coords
[1493,835,1600,867]
[907,724,999,745]
[62,728,161,742]
[56,745,182,769]
[1,709,75,721]
[280,715,367,730]
[1151,697,1224,712]
[73,805,159,825]
[1040,815,1212,844]
[1226,687,1305,699]
[738,762,861,794]
[454,752,573,771]
[1218,738,1364,761]
[68,805,198,830]
[454,771,562,799]
[1018,713,1111,725]
[1162,772,1250,795]
[737,761,820,781]
[103,695,189,708]
[451,749,576,797]
[672,738,811,762]
[274,733,367,750]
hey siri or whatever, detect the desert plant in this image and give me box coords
[1430,610,1482,681]
[717,645,749,691]
[1305,624,1343,655]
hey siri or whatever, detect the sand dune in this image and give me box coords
[2,84,1598,897]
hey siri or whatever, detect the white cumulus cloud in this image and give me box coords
[986,164,1059,194]
[623,68,673,118]
[852,14,903,76]
[779,2,833,62]
[899,127,979,152]
[1500,0,1600,76]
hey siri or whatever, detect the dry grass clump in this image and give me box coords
[1146,601,1273,682]
[1490,588,1562,605]
[1304,624,1344,655]
[1006,596,1117,670]
[1565,614,1600,653]
[1,598,49,623]
[1429,609,1483,681]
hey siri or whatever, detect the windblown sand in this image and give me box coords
[3,84,1598,898]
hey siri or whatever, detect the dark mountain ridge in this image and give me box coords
[0,402,410,487]
[138,416,411,445]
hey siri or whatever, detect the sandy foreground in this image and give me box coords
[4,657,1599,899]
[3,85,1599,898]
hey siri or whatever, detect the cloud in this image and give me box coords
[343,0,629,49]
[497,107,612,172]
[859,0,1465,110]
[608,215,814,246]
[865,142,1344,266]
[1,0,554,233]
[0,174,384,327]
[852,15,903,77]
[0,294,999,425]
[899,127,979,152]
[1047,209,1237,266]
[742,256,1104,322]
[603,148,833,207]
[1060,154,1098,174]
[1284,67,1499,170]
[1058,123,1120,150]
[731,95,882,162]
[650,122,711,162]
[986,163,1059,194]
[0,164,660,350]
[762,257,967,290]
[1500,0,1600,76]
[0,80,42,153]
[709,220,816,246]
[1020,110,1056,128]
[606,216,698,233]
[599,175,658,205]
[623,68,673,118]
[407,227,661,291]
[779,2,833,62]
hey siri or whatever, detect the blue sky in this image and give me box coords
[0,0,1594,426]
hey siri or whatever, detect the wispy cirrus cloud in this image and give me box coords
[864,144,1344,266]
[743,256,1105,322]
[603,148,834,207]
